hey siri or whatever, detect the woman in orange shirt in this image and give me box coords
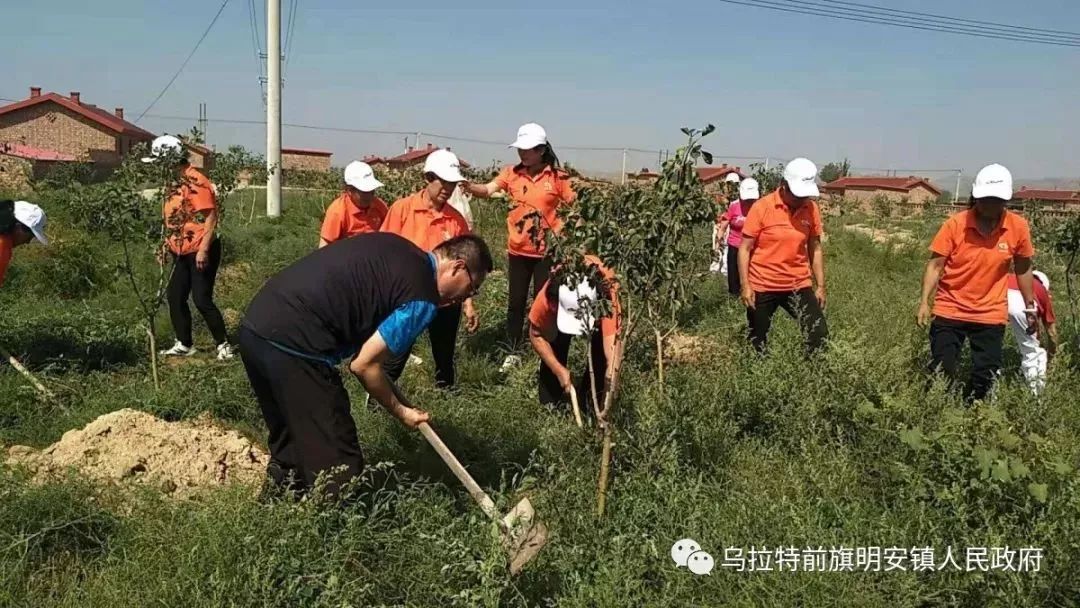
[917,163,1036,403]
[0,200,49,287]
[145,135,232,360]
[318,161,388,248]
[462,123,576,371]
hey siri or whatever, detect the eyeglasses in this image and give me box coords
[462,264,480,299]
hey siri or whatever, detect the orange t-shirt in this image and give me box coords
[741,190,823,292]
[0,234,12,287]
[930,209,1034,325]
[320,193,388,244]
[163,166,217,256]
[528,255,620,338]
[380,190,471,252]
[495,165,576,257]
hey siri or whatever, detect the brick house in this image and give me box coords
[1014,187,1080,213]
[821,176,942,212]
[696,164,745,194]
[361,154,386,167]
[627,168,661,183]
[0,87,155,168]
[0,143,78,192]
[281,148,332,172]
[385,143,470,171]
[183,141,215,171]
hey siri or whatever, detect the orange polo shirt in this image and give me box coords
[741,190,823,292]
[380,190,470,252]
[930,209,1034,325]
[163,166,217,256]
[529,255,620,338]
[0,234,12,287]
[320,193,388,244]
[495,164,576,258]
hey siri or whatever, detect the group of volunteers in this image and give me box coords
[0,123,1062,502]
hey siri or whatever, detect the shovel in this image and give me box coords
[568,386,584,428]
[418,422,548,575]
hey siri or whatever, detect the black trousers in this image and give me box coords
[237,326,364,500]
[167,237,228,347]
[384,303,462,388]
[538,330,608,416]
[928,317,1005,402]
[726,244,741,295]
[747,288,829,355]
[507,254,552,350]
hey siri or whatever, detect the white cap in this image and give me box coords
[142,135,184,163]
[557,278,599,336]
[423,149,466,183]
[13,201,48,245]
[343,161,383,192]
[724,172,742,183]
[509,123,548,150]
[782,158,820,198]
[739,177,760,200]
[972,163,1013,201]
[1033,270,1050,292]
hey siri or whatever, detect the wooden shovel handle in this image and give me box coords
[0,344,57,401]
[418,422,500,522]
[568,387,584,428]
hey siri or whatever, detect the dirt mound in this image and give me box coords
[6,409,268,499]
[844,224,915,246]
[664,332,710,365]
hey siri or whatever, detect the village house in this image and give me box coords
[821,176,942,212]
[0,142,78,192]
[385,143,470,171]
[0,87,155,170]
[627,168,661,184]
[1014,187,1080,214]
[183,140,215,172]
[695,164,745,194]
[281,148,333,172]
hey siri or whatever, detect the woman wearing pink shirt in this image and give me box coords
[716,178,760,295]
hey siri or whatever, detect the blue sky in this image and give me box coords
[3,0,1079,182]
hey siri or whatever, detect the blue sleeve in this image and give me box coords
[377,300,438,356]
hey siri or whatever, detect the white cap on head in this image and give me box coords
[782,158,820,198]
[557,278,599,336]
[343,161,383,192]
[724,172,742,183]
[972,163,1013,201]
[13,201,48,245]
[739,178,760,201]
[142,135,184,163]
[1033,270,1050,292]
[423,149,466,183]
[509,123,548,150]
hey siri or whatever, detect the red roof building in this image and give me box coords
[385,143,471,171]
[0,86,156,167]
[696,164,745,192]
[821,175,942,212]
[1014,187,1080,204]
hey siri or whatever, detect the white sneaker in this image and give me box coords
[159,341,197,357]
[408,354,423,366]
[500,354,521,373]
[216,343,235,360]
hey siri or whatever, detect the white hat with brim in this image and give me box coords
[13,201,48,245]
[423,149,466,183]
[509,123,548,150]
[724,173,742,183]
[142,135,184,163]
[739,178,760,200]
[783,157,820,198]
[556,278,599,336]
[1033,270,1050,292]
[972,163,1013,201]
[343,161,383,192]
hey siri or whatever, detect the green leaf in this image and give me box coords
[898,427,927,451]
[1050,460,1073,475]
[680,127,692,136]
[990,459,1012,482]
[973,446,995,479]
[702,124,716,136]
[702,151,714,165]
[1028,482,1048,503]
[1009,458,1031,479]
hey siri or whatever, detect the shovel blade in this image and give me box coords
[502,498,548,576]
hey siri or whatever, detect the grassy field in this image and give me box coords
[2,188,1079,607]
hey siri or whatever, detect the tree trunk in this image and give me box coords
[1066,249,1077,330]
[147,326,160,391]
[655,329,665,387]
[596,424,613,518]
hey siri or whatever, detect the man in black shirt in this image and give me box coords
[239,232,493,500]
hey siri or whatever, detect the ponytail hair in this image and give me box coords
[0,200,16,235]
[541,142,561,171]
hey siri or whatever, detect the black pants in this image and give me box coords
[384,303,462,389]
[928,318,1005,403]
[747,288,829,355]
[538,330,608,416]
[237,326,364,500]
[167,237,228,347]
[726,244,741,295]
[507,254,552,350]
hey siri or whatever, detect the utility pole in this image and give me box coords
[415,132,423,150]
[266,0,282,218]
[954,170,961,205]
[620,149,628,185]
[198,102,208,141]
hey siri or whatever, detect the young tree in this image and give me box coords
[819,158,851,184]
[541,126,720,517]
[749,161,784,193]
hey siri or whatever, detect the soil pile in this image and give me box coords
[6,408,268,498]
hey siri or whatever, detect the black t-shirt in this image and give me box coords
[242,233,440,362]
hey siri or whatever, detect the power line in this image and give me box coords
[713,0,1080,48]
[283,0,299,80]
[247,0,267,105]
[135,0,233,124]
[812,0,1080,40]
